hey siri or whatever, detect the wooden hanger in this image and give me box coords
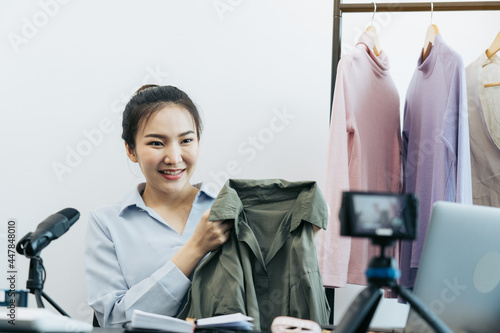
[486,31,500,59]
[366,2,382,56]
[366,26,382,56]
[422,24,439,61]
[484,31,500,88]
[422,1,439,62]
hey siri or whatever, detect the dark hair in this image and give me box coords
[122,84,203,150]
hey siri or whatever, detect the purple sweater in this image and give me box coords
[401,34,472,288]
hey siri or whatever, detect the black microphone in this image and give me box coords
[17,208,80,257]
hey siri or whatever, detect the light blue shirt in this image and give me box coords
[84,183,215,327]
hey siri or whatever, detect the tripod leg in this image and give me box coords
[34,289,45,308]
[42,291,70,317]
[394,285,452,333]
[335,284,383,333]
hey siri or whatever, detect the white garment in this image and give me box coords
[466,51,500,207]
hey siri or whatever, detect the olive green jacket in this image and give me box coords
[178,179,330,331]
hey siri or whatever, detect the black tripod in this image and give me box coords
[17,234,70,317]
[335,240,452,333]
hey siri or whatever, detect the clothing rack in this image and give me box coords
[331,1,500,109]
[326,1,500,325]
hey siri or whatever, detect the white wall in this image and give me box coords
[0,0,332,323]
[0,0,499,328]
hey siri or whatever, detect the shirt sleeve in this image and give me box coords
[441,58,473,204]
[316,56,352,288]
[84,211,191,327]
[455,60,473,204]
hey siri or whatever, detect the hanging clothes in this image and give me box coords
[466,52,500,207]
[178,179,330,332]
[400,34,472,289]
[317,31,402,288]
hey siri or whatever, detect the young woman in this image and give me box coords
[84,85,232,327]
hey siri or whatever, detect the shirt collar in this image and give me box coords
[418,33,443,78]
[194,182,218,200]
[208,179,328,233]
[356,30,390,74]
[118,182,216,216]
[482,49,499,67]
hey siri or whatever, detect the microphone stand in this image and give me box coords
[19,234,70,317]
[335,239,452,333]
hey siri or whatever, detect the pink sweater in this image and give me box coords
[317,31,402,288]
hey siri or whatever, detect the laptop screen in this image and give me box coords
[405,201,500,332]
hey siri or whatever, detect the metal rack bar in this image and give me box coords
[330,1,500,110]
[340,1,500,13]
[330,0,342,120]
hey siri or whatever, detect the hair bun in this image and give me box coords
[134,84,159,95]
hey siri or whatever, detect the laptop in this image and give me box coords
[405,201,500,333]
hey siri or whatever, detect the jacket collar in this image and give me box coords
[208,179,328,233]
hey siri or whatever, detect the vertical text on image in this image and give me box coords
[6,219,17,325]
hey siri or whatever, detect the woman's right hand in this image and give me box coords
[189,209,234,255]
[171,209,233,278]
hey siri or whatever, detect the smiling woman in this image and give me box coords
[83,85,234,328]
[123,88,202,226]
